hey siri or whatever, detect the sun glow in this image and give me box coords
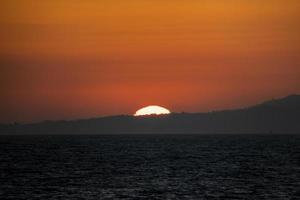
[134,105,171,116]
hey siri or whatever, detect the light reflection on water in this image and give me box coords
[0,134,299,199]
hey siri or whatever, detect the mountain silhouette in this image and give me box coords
[1,95,299,134]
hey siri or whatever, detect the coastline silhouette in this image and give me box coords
[1,95,299,135]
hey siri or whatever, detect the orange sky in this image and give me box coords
[1,0,300,123]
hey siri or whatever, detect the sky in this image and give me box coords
[1,0,300,123]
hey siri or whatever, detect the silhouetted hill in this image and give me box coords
[254,94,300,110]
[1,95,299,134]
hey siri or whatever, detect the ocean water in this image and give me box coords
[0,134,299,200]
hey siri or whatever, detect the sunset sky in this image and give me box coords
[1,0,300,123]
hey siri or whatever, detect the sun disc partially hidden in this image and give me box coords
[134,105,171,116]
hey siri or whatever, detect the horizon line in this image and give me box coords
[2,94,298,125]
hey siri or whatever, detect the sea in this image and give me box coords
[0,134,299,200]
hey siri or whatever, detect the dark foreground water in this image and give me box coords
[0,135,299,200]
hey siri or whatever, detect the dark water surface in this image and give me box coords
[0,134,299,199]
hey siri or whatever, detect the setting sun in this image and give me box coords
[134,106,171,116]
